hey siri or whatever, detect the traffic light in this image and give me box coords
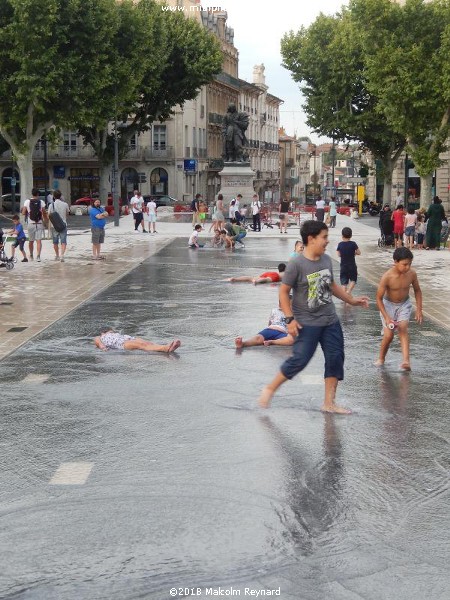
[358,164,369,178]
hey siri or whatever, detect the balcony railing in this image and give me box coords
[142,146,174,160]
[33,145,97,159]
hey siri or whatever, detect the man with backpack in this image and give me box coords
[47,190,69,262]
[22,188,47,261]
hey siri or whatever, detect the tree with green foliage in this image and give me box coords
[77,0,223,198]
[281,9,406,204]
[351,0,450,207]
[0,0,121,205]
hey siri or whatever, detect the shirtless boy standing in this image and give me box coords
[375,247,423,371]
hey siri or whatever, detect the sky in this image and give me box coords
[220,0,349,143]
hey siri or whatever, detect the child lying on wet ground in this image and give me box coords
[95,328,181,353]
[235,307,294,349]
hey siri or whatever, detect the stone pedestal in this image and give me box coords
[217,162,256,207]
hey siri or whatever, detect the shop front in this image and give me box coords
[68,168,100,201]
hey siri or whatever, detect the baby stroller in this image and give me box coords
[377,231,395,248]
[0,231,16,270]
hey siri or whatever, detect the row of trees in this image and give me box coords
[0,0,223,203]
[281,0,450,206]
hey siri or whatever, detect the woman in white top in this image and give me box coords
[315,198,325,222]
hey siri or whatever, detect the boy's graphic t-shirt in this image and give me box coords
[283,254,337,326]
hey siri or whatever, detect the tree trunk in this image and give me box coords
[383,182,392,206]
[382,158,394,208]
[99,163,113,202]
[420,174,433,209]
[15,152,35,208]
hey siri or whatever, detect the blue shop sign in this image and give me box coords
[184,159,197,173]
[53,165,65,178]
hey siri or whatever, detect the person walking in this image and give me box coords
[47,190,69,261]
[315,198,325,222]
[89,198,108,260]
[8,215,28,262]
[130,189,147,233]
[329,197,337,228]
[251,194,261,232]
[425,196,446,250]
[21,188,47,262]
[278,196,290,234]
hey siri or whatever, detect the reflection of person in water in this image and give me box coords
[259,415,344,556]
[222,103,249,162]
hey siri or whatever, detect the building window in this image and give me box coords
[153,125,166,150]
[63,131,77,156]
[129,133,137,150]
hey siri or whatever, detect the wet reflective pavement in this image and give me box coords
[1,238,449,599]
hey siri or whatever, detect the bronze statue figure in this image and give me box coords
[222,103,249,162]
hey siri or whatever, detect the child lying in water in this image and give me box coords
[95,328,181,353]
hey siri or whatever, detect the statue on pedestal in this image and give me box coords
[222,103,249,162]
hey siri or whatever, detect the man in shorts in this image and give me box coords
[89,198,108,260]
[130,189,147,232]
[47,190,69,262]
[22,188,47,261]
[235,307,295,349]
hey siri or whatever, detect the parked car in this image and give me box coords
[72,196,95,207]
[143,195,179,208]
[1,190,46,212]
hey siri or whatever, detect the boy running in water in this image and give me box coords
[258,220,369,414]
[375,247,423,371]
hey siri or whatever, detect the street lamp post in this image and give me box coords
[331,138,336,200]
[43,134,48,204]
[112,118,120,227]
[11,154,17,214]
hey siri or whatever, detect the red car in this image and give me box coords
[72,197,95,207]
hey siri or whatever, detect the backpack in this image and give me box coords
[29,198,42,223]
[48,208,66,233]
[190,198,197,211]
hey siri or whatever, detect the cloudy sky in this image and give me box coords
[220,0,349,142]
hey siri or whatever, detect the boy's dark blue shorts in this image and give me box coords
[258,328,288,341]
[12,238,25,251]
[340,265,357,285]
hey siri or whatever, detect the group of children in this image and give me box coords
[390,204,449,250]
[256,221,422,412]
[188,219,247,249]
[96,219,423,416]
